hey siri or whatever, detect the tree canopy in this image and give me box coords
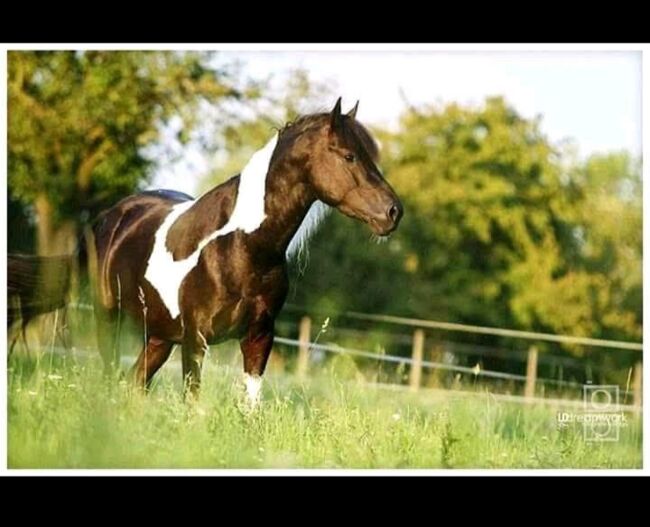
[8,50,242,254]
[286,97,641,349]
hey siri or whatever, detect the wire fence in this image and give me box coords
[276,308,642,406]
[274,337,625,393]
[282,304,643,351]
[275,319,599,369]
[60,301,642,406]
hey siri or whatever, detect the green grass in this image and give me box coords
[7,351,642,469]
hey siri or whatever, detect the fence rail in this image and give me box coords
[64,302,643,408]
[275,319,602,369]
[283,304,643,351]
[274,337,624,392]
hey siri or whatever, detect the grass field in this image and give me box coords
[7,349,643,469]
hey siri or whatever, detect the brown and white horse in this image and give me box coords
[91,98,403,406]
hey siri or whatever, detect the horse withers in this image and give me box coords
[92,98,403,407]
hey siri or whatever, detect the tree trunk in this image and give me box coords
[34,194,77,256]
[29,194,79,348]
[34,193,80,300]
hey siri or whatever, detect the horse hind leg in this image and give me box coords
[130,336,174,390]
[181,328,208,400]
[95,307,122,378]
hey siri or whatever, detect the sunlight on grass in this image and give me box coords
[7,353,642,469]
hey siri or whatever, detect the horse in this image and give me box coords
[7,253,72,356]
[90,98,403,407]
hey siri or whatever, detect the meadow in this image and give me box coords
[7,347,642,470]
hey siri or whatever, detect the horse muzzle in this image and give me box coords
[336,188,404,236]
[368,200,403,235]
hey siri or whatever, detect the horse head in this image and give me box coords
[288,98,403,236]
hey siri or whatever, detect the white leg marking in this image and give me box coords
[243,373,263,408]
[144,134,279,319]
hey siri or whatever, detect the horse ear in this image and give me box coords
[347,100,359,119]
[330,97,343,131]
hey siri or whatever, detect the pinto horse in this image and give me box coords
[91,98,403,406]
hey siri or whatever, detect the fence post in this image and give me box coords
[296,316,311,379]
[409,329,424,392]
[633,361,643,411]
[524,346,538,400]
[426,342,443,388]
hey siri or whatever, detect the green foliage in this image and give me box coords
[289,97,641,353]
[8,50,241,250]
[7,194,35,253]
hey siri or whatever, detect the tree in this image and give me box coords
[295,97,641,350]
[299,98,568,322]
[8,51,242,255]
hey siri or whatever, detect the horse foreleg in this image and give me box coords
[130,336,174,390]
[95,307,121,377]
[181,329,208,399]
[239,319,275,410]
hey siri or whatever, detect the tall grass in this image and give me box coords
[7,350,642,469]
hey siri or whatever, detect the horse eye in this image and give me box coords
[344,154,355,163]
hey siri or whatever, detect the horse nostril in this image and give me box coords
[388,204,400,223]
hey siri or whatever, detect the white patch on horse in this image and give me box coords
[243,373,263,408]
[144,133,278,319]
[286,200,331,261]
[143,200,196,319]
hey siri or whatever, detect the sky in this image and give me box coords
[152,50,642,196]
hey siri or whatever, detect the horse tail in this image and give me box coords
[7,253,74,330]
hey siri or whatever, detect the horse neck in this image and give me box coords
[170,136,320,261]
[249,156,317,256]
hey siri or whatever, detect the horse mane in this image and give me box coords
[286,200,330,264]
[279,111,381,265]
[278,113,380,162]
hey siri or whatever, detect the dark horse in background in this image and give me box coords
[7,253,72,355]
[13,98,403,408]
